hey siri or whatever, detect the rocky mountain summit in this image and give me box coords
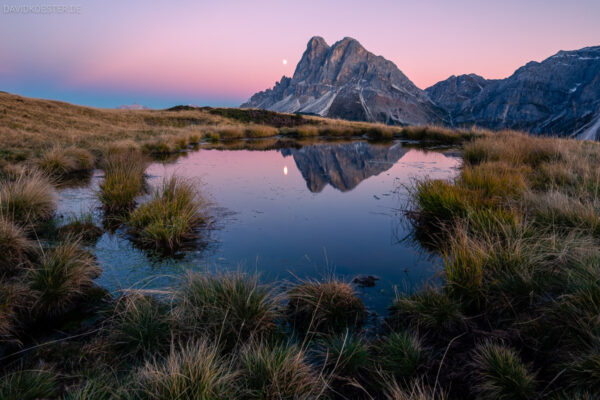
[244,37,600,139]
[441,46,600,138]
[242,36,447,126]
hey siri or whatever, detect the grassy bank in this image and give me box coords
[0,92,480,173]
[3,92,597,398]
[404,130,600,398]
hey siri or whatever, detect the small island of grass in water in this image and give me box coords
[1,113,599,399]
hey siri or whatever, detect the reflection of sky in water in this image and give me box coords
[56,141,461,314]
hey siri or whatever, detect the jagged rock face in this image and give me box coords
[281,141,408,192]
[435,47,600,137]
[242,37,448,126]
[245,38,600,138]
[425,74,492,121]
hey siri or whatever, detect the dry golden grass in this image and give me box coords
[409,129,600,396]
[0,215,37,275]
[0,92,226,163]
[0,92,482,168]
[0,170,57,226]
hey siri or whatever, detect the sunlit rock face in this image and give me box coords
[242,36,448,126]
[281,141,408,192]
[428,46,600,138]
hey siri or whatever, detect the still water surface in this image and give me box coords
[57,140,460,313]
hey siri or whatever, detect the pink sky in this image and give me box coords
[1,0,598,108]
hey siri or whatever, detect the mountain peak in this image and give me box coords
[243,38,600,137]
[306,36,328,50]
[243,36,447,125]
[335,36,360,45]
[331,37,364,53]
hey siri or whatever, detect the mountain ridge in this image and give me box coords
[242,36,448,126]
[243,38,600,139]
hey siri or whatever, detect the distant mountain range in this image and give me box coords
[117,103,150,110]
[242,37,600,140]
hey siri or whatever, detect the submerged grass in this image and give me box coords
[57,211,103,244]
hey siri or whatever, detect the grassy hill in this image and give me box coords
[2,92,599,398]
[0,91,474,167]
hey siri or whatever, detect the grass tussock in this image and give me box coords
[376,331,427,381]
[107,292,172,359]
[293,125,320,137]
[174,271,280,346]
[136,339,236,400]
[0,215,37,275]
[382,378,447,400]
[463,130,561,167]
[216,126,245,141]
[28,240,100,317]
[287,278,366,333]
[238,341,325,399]
[399,125,482,145]
[314,330,370,378]
[406,130,600,397]
[37,147,94,178]
[244,124,279,138]
[0,281,30,341]
[0,170,56,226]
[2,95,599,399]
[98,150,146,213]
[470,342,536,400]
[389,288,465,333]
[62,379,120,400]
[0,369,58,400]
[127,176,206,252]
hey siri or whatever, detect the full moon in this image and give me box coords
[282,59,287,65]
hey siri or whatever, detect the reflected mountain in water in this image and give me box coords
[281,142,408,192]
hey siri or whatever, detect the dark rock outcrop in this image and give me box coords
[425,74,492,123]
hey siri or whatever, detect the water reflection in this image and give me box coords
[281,142,408,192]
[57,140,461,313]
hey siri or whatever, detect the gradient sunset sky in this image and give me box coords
[2,0,599,108]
